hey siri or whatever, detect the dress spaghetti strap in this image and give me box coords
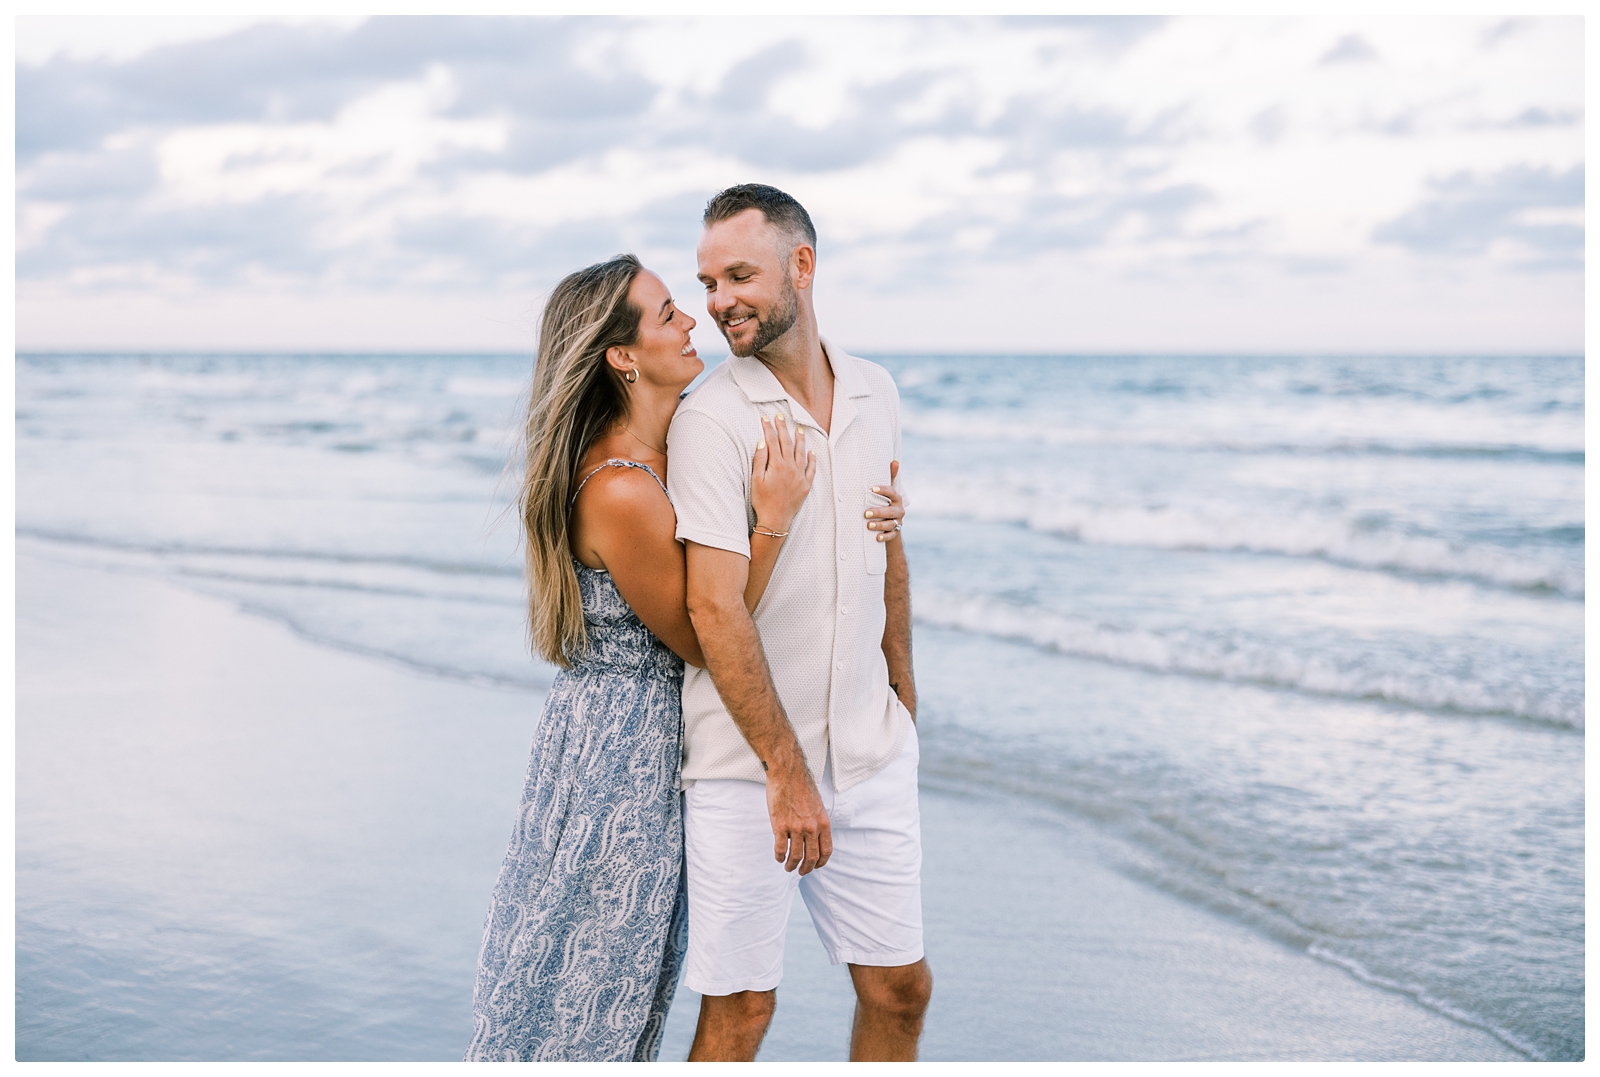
[570,458,670,509]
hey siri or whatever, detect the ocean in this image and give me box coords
[14,351,1583,1060]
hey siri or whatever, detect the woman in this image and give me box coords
[465,255,905,1061]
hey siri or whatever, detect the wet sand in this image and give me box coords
[16,546,1520,1061]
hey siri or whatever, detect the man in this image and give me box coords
[666,183,931,1062]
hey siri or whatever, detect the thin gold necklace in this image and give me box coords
[624,425,667,455]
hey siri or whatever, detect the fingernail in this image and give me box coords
[865,510,875,518]
[756,439,765,450]
[870,486,880,492]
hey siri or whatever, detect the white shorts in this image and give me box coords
[682,723,923,996]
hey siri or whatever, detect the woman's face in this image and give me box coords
[619,270,702,390]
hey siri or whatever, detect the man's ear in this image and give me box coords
[790,243,816,291]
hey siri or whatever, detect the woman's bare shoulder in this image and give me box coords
[572,462,673,523]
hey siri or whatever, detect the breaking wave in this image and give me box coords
[913,588,1584,728]
[910,482,1583,598]
[900,409,1584,461]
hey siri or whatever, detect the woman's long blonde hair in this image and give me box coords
[520,254,643,666]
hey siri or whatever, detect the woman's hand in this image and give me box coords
[865,459,906,542]
[750,414,816,533]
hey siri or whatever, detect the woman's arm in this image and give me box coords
[744,414,812,611]
[745,530,785,612]
[569,422,813,667]
[744,418,906,610]
[569,467,706,668]
[570,424,906,668]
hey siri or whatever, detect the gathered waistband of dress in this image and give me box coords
[561,655,686,683]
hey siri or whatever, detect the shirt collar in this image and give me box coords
[727,337,872,405]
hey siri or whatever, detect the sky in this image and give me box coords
[15,14,1585,354]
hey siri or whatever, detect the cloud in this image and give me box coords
[710,40,813,113]
[18,193,332,284]
[1319,34,1379,66]
[1480,19,1530,49]
[16,17,653,163]
[20,144,160,200]
[1373,165,1584,269]
[391,214,627,285]
[1249,106,1287,145]
[18,24,361,161]
[18,16,1192,289]
[897,181,1215,264]
[998,15,1167,54]
[1004,183,1214,253]
[1502,107,1581,129]
[12,13,1587,352]
[987,98,1192,166]
[694,64,954,173]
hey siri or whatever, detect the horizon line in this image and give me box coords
[14,348,1586,360]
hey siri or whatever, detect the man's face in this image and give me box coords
[696,209,800,358]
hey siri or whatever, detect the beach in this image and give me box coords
[17,548,1521,1061]
[15,351,1581,1061]
[13,7,1588,1061]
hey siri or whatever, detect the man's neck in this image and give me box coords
[755,312,834,435]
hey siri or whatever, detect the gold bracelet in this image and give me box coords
[752,525,789,539]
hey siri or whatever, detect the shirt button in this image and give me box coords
[836,661,845,671]
[839,552,847,560]
[836,492,844,502]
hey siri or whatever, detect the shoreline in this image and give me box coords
[17,547,1521,1061]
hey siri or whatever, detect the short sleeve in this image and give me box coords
[667,409,751,558]
[888,372,902,461]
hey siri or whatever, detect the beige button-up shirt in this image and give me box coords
[667,339,911,792]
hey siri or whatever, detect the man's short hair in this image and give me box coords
[703,183,818,253]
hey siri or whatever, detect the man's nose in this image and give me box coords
[707,286,734,316]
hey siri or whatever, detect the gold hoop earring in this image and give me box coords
[624,368,638,384]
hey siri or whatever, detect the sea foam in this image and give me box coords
[909,480,1583,597]
[913,587,1584,728]
[900,406,1585,459]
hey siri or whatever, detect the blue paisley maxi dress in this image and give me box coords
[466,461,688,1062]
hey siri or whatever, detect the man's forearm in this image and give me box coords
[882,538,916,719]
[689,595,808,773]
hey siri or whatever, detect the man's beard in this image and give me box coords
[725,275,799,357]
